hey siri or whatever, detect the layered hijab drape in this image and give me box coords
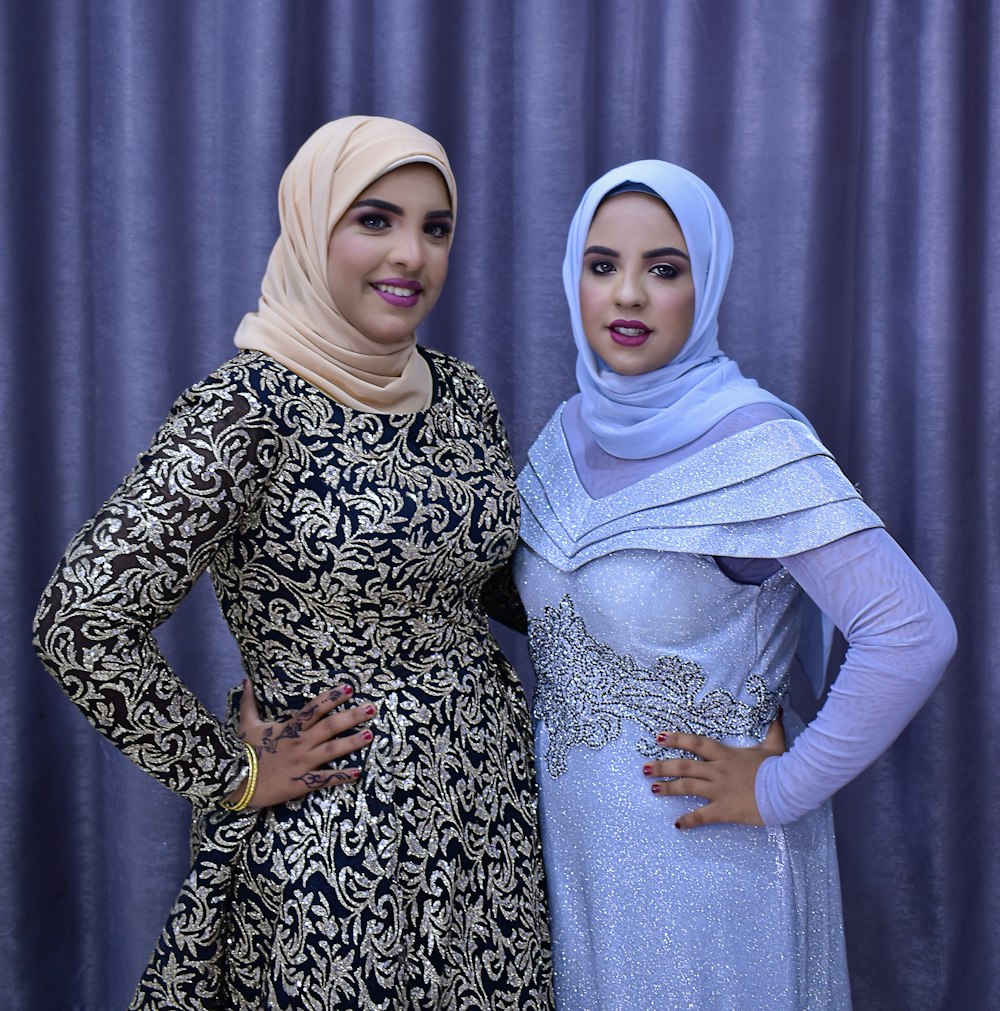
[565,160,810,458]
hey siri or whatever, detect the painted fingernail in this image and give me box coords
[642,765,652,776]
[651,783,662,794]
[361,729,373,741]
[675,820,682,830]
[778,706,784,718]
[364,705,376,716]
[342,684,353,696]
[350,768,361,778]
[655,733,668,745]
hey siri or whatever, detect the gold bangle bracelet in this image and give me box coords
[221,742,258,812]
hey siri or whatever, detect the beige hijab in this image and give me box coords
[234,116,457,413]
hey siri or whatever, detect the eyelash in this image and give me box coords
[356,213,451,240]
[587,260,681,279]
[359,212,390,231]
[650,263,680,279]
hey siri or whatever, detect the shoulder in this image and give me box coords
[152,351,284,450]
[421,346,498,410]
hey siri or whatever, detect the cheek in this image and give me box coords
[326,234,371,289]
[657,286,696,333]
[419,248,450,312]
[578,281,606,336]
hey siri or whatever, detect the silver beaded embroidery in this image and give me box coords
[529,594,786,778]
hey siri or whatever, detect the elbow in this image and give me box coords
[928,600,958,679]
[908,594,958,690]
[32,590,64,673]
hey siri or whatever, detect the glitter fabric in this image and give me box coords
[514,405,874,1009]
[34,349,553,1011]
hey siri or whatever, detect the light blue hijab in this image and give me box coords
[565,160,811,459]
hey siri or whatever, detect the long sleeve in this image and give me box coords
[33,371,280,804]
[754,526,957,825]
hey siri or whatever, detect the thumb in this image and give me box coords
[761,712,787,755]
[238,678,261,732]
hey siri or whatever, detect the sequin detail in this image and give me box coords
[529,594,785,778]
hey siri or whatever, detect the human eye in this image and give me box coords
[424,220,452,240]
[650,262,680,279]
[358,212,391,231]
[586,259,616,275]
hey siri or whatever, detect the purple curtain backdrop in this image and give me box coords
[2,1,996,1008]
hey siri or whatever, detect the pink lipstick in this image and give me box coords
[371,278,423,308]
[609,319,651,346]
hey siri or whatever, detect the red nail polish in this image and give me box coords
[656,733,667,745]
[651,783,661,794]
[364,705,376,716]
[643,765,652,776]
[342,684,353,696]
[674,820,682,830]
[361,729,372,741]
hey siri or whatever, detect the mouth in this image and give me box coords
[608,320,651,347]
[371,278,423,309]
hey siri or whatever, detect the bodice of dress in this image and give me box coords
[520,551,799,779]
[209,351,520,717]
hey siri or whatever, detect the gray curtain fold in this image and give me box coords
[2,1,995,1008]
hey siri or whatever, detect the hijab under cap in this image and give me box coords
[235,116,457,414]
[565,159,809,458]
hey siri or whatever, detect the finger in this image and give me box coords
[320,727,375,763]
[643,758,712,780]
[290,767,362,794]
[295,684,356,733]
[238,679,261,731]
[761,715,787,755]
[674,802,715,830]
[312,701,377,742]
[655,731,726,759]
[651,777,715,801]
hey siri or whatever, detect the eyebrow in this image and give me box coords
[352,198,453,221]
[583,244,689,260]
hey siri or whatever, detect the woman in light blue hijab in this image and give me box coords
[514,160,955,1009]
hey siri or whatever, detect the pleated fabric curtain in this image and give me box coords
[1,1,996,1008]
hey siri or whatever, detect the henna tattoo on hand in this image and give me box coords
[293,769,358,789]
[261,718,303,754]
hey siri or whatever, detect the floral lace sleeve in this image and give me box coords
[33,369,280,804]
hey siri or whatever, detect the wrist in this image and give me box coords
[220,741,259,812]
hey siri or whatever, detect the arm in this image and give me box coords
[754,526,956,825]
[647,527,956,827]
[33,377,278,804]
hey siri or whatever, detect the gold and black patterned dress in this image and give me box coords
[33,348,553,1011]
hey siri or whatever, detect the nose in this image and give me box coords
[389,224,425,272]
[613,268,645,309]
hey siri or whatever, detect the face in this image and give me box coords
[326,162,452,344]
[579,192,696,375]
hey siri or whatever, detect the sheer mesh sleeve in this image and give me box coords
[755,527,957,825]
[33,371,280,804]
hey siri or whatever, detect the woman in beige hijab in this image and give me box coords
[35,116,553,1010]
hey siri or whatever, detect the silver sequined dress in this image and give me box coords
[514,404,880,1010]
[34,349,553,1011]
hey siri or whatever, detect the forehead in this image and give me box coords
[586,192,685,245]
[354,162,451,206]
